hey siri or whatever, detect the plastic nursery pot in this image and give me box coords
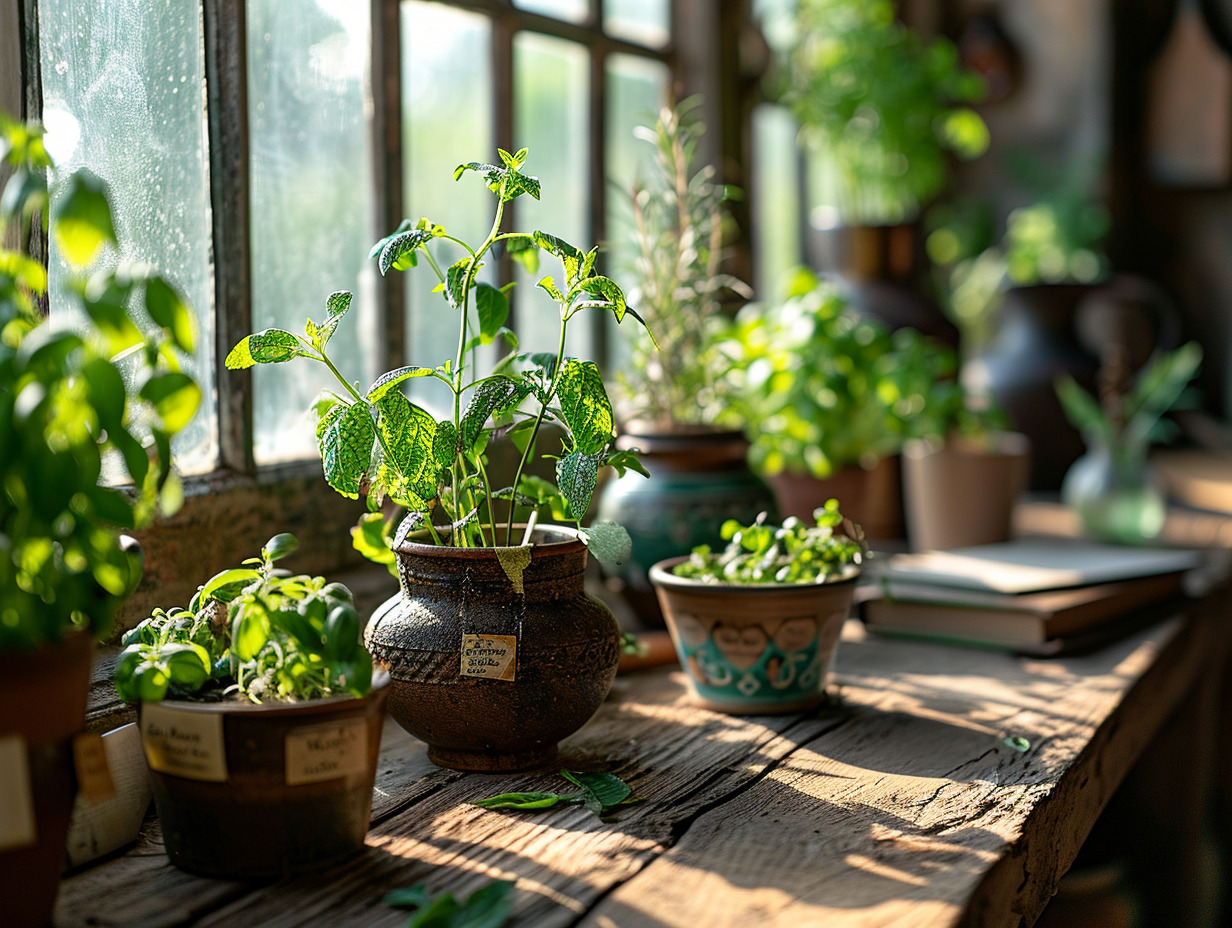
[365,525,621,773]
[649,557,859,714]
[0,632,93,928]
[139,672,389,879]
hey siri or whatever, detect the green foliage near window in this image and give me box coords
[114,533,373,704]
[614,98,749,428]
[671,501,864,585]
[714,268,939,478]
[777,0,988,225]
[228,149,646,556]
[0,115,200,650]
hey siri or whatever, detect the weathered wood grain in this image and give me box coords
[53,597,1226,928]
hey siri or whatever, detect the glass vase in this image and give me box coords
[1061,437,1167,544]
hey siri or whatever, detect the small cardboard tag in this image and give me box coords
[460,633,517,681]
[73,731,116,801]
[0,735,36,851]
[140,703,228,782]
[284,718,369,786]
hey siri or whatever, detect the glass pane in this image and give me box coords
[39,0,217,475]
[402,2,493,417]
[605,0,670,48]
[248,0,377,464]
[512,0,587,24]
[752,102,803,300]
[514,33,590,358]
[605,53,670,373]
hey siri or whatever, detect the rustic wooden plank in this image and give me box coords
[55,605,1216,928]
[580,615,1201,928]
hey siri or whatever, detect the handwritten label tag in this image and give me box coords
[73,731,116,801]
[460,633,517,681]
[0,735,36,851]
[285,718,369,786]
[140,703,227,782]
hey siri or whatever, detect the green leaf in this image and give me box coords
[87,486,136,529]
[503,233,540,275]
[144,277,196,354]
[262,533,298,562]
[162,643,212,691]
[532,231,583,262]
[378,228,434,275]
[556,451,601,520]
[460,377,520,453]
[495,546,533,595]
[315,290,352,349]
[556,360,614,455]
[139,372,202,434]
[375,393,439,508]
[535,275,564,303]
[54,170,116,268]
[197,567,261,604]
[604,448,650,479]
[454,160,541,203]
[225,329,303,368]
[320,401,376,499]
[366,365,436,402]
[475,282,509,342]
[560,770,633,816]
[351,512,397,573]
[472,792,569,811]
[384,886,433,911]
[445,258,477,309]
[574,276,628,322]
[1055,375,1109,440]
[0,166,47,222]
[232,608,270,662]
[433,420,458,467]
[579,520,632,567]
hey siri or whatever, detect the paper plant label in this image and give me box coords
[140,704,227,782]
[0,735,36,851]
[72,731,117,802]
[285,718,369,786]
[460,634,517,681]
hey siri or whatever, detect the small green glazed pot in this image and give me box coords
[649,557,858,714]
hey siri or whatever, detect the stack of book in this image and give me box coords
[858,539,1202,655]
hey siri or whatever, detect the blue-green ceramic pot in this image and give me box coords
[648,557,859,714]
[595,428,777,626]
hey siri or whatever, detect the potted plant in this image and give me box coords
[897,340,1030,552]
[714,267,935,539]
[649,501,864,714]
[114,532,388,878]
[227,148,642,771]
[596,98,774,624]
[1056,341,1202,544]
[774,0,988,343]
[1,116,199,926]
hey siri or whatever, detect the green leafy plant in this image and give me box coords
[714,267,940,478]
[472,769,638,819]
[227,148,646,556]
[614,98,748,428]
[114,533,372,703]
[384,880,514,928]
[777,0,988,224]
[671,500,864,585]
[1056,342,1203,452]
[1,114,200,649]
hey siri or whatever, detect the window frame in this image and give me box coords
[5,0,757,629]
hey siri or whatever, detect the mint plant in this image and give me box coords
[672,500,865,585]
[114,533,372,703]
[472,769,638,819]
[227,149,647,555]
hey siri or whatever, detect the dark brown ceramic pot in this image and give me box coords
[140,673,389,878]
[767,456,903,540]
[0,632,92,928]
[649,557,859,714]
[366,526,620,772]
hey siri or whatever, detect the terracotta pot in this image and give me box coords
[649,557,859,714]
[595,427,777,626]
[366,526,620,772]
[0,632,93,928]
[767,456,903,540]
[902,433,1031,551]
[140,674,389,878]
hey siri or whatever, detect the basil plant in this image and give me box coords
[228,149,648,559]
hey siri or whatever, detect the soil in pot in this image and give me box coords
[0,632,93,928]
[366,526,620,772]
[649,557,859,714]
[140,673,389,879]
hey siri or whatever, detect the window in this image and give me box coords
[9,0,696,615]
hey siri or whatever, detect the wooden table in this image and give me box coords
[54,585,1231,928]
